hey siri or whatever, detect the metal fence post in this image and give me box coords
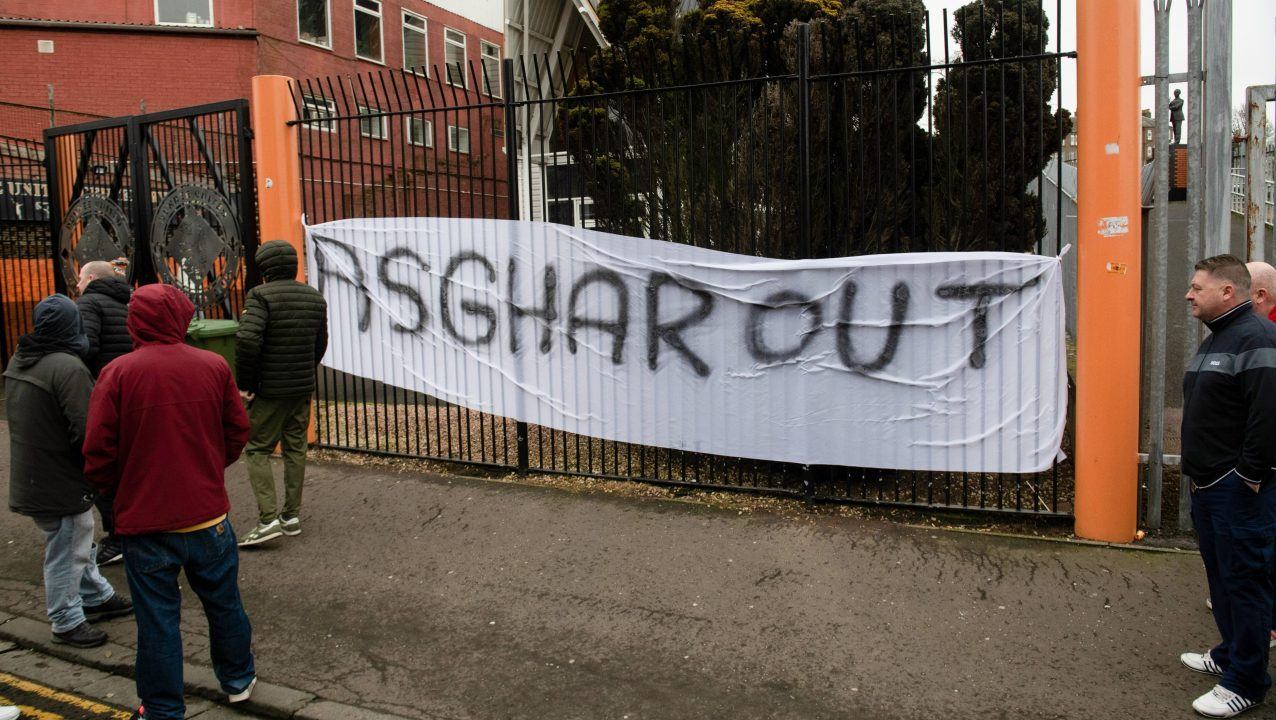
[796,23,816,503]
[504,57,531,475]
[125,117,156,286]
[1245,85,1274,262]
[1182,0,1204,532]
[42,132,67,296]
[1145,0,1172,530]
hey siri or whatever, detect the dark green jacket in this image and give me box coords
[236,241,328,398]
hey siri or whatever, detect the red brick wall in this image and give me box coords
[2,0,256,29]
[0,1,507,216]
[255,1,502,99]
[0,27,256,138]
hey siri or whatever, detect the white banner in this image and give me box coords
[306,218,1067,473]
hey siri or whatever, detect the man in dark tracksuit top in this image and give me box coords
[1179,255,1276,719]
[235,240,328,547]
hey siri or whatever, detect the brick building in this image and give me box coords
[0,0,503,142]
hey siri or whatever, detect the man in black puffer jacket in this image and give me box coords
[235,240,328,547]
[75,260,134,566]
[76,260,134,377]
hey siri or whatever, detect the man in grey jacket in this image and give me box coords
[5,295,132,648]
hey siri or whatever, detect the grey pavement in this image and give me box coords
[0,419,1258,719]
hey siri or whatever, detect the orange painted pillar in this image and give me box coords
[1074,1,1142,542]
[251,75,304,272]
[250,75,318,443]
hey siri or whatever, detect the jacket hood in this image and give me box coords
[257,241,298,282]
[84,276,133,303]
[128,284,194,346]
[9,294,88,369]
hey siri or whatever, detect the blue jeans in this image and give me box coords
[1193,471,1276,701]
[123,519,255,720]
[32,510,116,633]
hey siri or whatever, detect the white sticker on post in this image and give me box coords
[1105,143,1120,155]
[1098,216,1129,237]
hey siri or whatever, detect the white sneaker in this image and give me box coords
[1192,685,1259,718]
[279,514,301,537]
[228,676,256,703]
[238,520,283,547]
[1181,650,1224,676]
[1206,597,1213,611]
[0,705,20,720]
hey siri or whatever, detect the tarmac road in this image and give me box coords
[0,420,1251,719]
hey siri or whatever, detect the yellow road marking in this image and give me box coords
[0,672,132,719]
[0,691,64,720]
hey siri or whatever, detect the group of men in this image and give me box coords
[4,241,1276,720]
[4,241,327,720]
[1180,256,1276,718]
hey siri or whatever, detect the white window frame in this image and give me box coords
[353,0,384,65]
[480,40,501,98]
[358,106,388,140]
[444,27,467,88]
[154,0,214,27]
[296,0,332,50]
[447,125,470,154]
[301,95,336,133]
[401,9,428,77]
[406,117,433,148]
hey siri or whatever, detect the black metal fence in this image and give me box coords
[0,135,55,364]
[294,7,1076,517]
[44,100,259,318]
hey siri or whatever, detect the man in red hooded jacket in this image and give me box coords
[84,284,254,719]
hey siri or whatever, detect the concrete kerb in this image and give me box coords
[903,523,1200,554]
[0,610,410,720]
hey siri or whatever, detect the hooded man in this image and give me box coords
[234,240,328,547]
[75,259,135,567]
[5,294,131,649]
[84,284,255,718]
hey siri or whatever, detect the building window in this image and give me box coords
[547,200,574,225]
[448,125,470,154]
[359,107,387,140]
[444,28,466,88]
[155,0,213,26]
[297,0,331,48]
[301,95,336,132]
[354,0,383,64]
[407,117,433,147]
[480,41,501,97]
[402,11,428,75]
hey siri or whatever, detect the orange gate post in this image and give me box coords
[250,76,303,265]
[250,75,316,443]
[1074,1,1143,542]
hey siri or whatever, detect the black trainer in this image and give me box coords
[84,594,133,622]
[96,536,124,566]
[51,621,107,648]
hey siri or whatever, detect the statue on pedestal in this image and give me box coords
[1169,89,1184,145]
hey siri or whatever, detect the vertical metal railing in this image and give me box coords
[290,7,1077,518]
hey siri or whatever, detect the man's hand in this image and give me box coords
[240,390,255,403]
